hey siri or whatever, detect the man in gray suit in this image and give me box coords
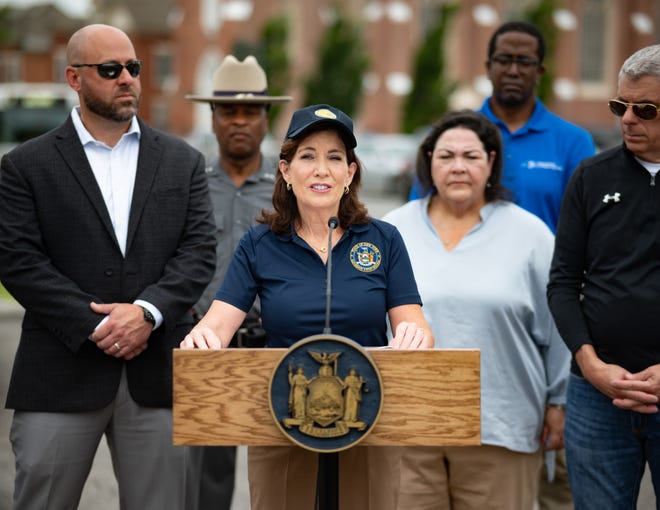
[185,55,290,510]
[0,24,216,509]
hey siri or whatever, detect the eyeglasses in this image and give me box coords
[72,60,142,80]
[490,55,539,72]
[608,99,660,120]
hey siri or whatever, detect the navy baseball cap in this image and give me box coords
[284,104,357,149]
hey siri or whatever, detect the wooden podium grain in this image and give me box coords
[173,348,480,447]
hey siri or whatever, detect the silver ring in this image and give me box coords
[114,342,120,351]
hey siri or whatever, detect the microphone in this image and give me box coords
[323,216,339,334]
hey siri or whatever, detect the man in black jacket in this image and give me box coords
[0,24,216,509]
[548,44,660,509]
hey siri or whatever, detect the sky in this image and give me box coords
[0,0,92,18]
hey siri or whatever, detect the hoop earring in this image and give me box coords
[286,182,292,191]
[344,185,350,195]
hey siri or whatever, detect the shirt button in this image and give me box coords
[104,268,114,276]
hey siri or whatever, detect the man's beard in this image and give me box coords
[82,86,140,122]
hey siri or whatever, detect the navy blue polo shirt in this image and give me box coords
[216,219,421,347]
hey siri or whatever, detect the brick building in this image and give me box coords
[0,0,658,143]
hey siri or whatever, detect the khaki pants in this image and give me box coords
[397,445,543,510]
[248,445,402,510]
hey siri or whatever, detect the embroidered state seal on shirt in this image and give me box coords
[349,242,381,272]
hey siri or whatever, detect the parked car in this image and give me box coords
[356,133,421,199]
[0,82,77,157]
[587,126,622,153]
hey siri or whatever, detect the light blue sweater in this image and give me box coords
[383,198,569,453]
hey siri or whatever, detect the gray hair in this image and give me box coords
[619,44,660,83]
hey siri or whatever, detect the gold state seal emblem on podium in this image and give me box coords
[269,334,383,452]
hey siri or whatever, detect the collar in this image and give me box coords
[479,97,549,136]
[278,220,370,243]
[212,154,277,184]
[420,195,496,234]
[71,106,141,147]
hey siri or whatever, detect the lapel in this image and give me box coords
[125,120,162,254]
[54,118,119,249]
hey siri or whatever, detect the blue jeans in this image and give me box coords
[565,373,660,510]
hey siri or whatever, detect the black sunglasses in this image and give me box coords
[72,60,142,80]
[608,99,660,120]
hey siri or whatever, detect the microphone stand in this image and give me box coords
[323,216,338,335]
[316,216,339,510]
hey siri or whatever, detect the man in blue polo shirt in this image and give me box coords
[409,21,595,234]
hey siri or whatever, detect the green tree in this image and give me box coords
[0,6,13,45]
[523,0,559,103]
[260,16,290,127]
[401,2,459,134]
[233,16,291,129]
[303,8,369,118]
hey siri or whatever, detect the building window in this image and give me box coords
[201,0,220,35]
[580,0,606,83]
[502,0,535,18]
[151,97,169,131]
[151,45,174,90]
[0,53,22,82]
[53,47,67,83]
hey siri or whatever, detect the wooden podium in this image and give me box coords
[173,348,480,447]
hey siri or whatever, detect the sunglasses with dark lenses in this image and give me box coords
[608,99,660,120]
[72,60,142,80]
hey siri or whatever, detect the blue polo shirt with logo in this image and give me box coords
[479,98,595,232]
[216,220,421,348]
[409,98,595,232]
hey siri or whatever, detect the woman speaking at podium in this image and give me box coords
[180,104,433,510]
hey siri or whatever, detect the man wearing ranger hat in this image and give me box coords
[186,54,291,510]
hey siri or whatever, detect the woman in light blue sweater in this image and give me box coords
[383,110,569,510]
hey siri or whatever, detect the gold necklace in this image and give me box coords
[297,228,330,253]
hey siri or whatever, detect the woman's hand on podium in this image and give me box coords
[389,321,432,349]
[180,326,224,349]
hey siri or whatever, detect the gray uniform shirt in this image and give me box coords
[194,155,276,316]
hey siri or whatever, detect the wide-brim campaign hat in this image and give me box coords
[185,55,292,104]
[285,104,357,149]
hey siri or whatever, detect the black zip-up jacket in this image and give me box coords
[548,144,660,375]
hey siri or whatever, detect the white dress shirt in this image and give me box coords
[71,107,162,330]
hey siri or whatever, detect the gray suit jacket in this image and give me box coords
[0,116,216,411]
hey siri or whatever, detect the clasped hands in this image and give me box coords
[608,365,660,413]
[89,302,152,360]
[577,345,660,414]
